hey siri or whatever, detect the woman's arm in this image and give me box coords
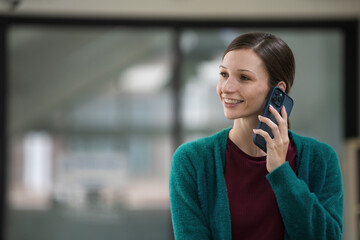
[169,146,212,240]
[255,103,343,239]
[266,150,343,240]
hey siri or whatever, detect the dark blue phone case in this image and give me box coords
[253,86,294,153]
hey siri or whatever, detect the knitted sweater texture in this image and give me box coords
[169,128,343,240]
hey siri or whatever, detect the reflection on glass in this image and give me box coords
[180,30,233,141]
[7,26,172,240]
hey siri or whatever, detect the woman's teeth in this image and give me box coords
[224,99,243,104]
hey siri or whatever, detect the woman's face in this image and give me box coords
[216,49,270,120]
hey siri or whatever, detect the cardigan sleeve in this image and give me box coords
[169,145,212,240]
[266,148,343,240]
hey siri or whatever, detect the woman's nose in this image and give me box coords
[222,77,237,93]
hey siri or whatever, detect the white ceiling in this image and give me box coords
[0,0,359,19]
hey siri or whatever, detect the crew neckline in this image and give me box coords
[227,137,267,162]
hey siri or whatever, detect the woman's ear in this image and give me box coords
[277,81,286,92]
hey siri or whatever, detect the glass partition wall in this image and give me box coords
[7,27,174,240]
[4,22,347,240]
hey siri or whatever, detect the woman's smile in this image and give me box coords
[223,98,244,104]
[222,98,244,108]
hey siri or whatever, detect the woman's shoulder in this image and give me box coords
[174,128,230,156]
[171,129,230,176]
[289,130,337,159]
[288,131,342,193]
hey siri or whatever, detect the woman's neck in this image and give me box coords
[229,117,266,157]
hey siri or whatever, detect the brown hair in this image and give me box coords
[223,32,295,94]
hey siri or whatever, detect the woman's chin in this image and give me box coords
[223,112,240,120]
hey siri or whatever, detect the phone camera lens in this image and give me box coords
[272,89,285,107]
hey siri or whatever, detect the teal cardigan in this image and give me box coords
[169,128,343,239]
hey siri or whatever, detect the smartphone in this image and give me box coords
[253,86,294,153]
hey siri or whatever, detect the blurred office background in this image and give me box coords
[0,0,359,240]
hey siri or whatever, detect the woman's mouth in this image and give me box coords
[223,98,244,107]
[224,98,244,104]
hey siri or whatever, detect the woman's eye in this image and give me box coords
[240,75,250,81]
[220,72,228,78]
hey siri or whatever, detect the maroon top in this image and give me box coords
[225,137,297,240]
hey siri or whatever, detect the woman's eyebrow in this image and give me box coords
[219,65,255,74]
[237,69,255,74]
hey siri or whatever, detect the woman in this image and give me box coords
[169,32,343,240]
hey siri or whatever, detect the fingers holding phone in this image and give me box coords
[253,105,289,172]
[252,87,294,172]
